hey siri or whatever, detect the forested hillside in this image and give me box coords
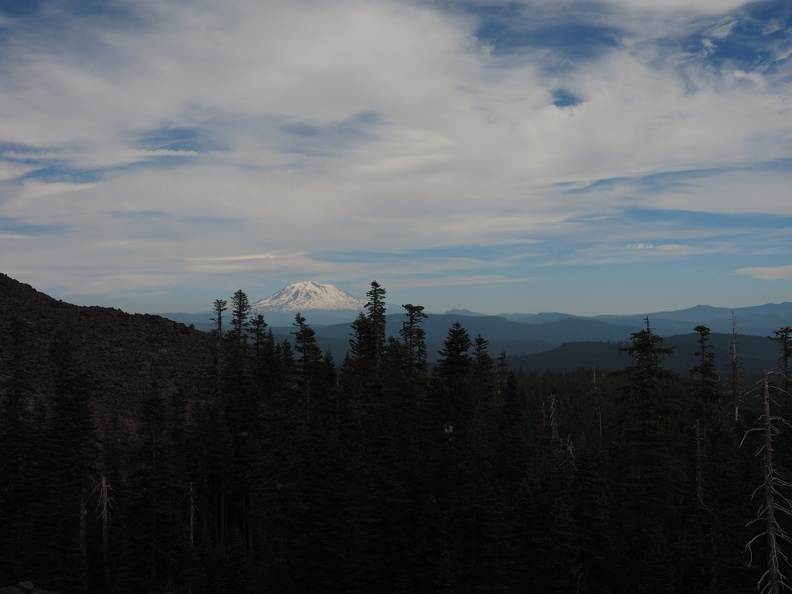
[1,275,791,593]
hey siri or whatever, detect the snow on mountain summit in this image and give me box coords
[253,281,367,312]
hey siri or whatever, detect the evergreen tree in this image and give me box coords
[212,299,228,336]
[124,382,191,592]
[211,299,228,398]
[347,282,388,377]
[687,325,722,592]
[618,317,675,396]
[224,290,256,437]
[365,281,387,369]
[229,289,252,349]
[400,304,428,374]
[436,322,472,377]
[692,325,720,411]
[433,321,475,443]
[0,320,34,584]
[345,282,388,404]
[292,313,324,426]
[613,318,682,592]
[40,329,97,592]
[769,326,792,391]
[348,312,373,366]
[247,314,269,363]
[472,334,493,372]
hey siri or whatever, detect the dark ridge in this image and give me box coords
[0,273,214,438]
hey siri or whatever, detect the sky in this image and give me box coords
[1,0,791,316]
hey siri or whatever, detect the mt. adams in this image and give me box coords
[253,281,366,312]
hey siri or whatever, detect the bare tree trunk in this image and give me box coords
[189,481,195,551]
[695,419,704,510]
[216,478,227,546]
[549,393,559,442]
[80,485,88,593]
[592,366,602,443]
[763,372,781,594]
[711,514,721,594]
[150,447,158,587]
[306,382,311,428]
[731,312,741,422]
[100,475,111,587]
[742,371,790,594]
[188,481,195,594]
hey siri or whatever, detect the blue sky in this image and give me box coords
[1,0,791,316]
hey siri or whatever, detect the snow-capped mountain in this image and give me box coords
[253,281,366,312]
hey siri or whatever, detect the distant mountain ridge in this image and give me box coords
[160,290,792,342]
[160,280,792,339]
[498,302,792,337]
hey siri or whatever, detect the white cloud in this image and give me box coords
[734,265,792,281]
[704,17,739,40]
[385,274,531,290]
[599,0,748,11]
[552,242,734,266]
[0,0,789,312]
[0,161,35,181]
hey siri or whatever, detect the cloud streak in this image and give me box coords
[735,265,792,281]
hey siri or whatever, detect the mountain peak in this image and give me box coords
[253,281,366,312]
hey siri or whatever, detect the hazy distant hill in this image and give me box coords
[509,332,779,377]
[498,303,792,337]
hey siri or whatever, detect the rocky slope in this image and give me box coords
[0,273,214,437]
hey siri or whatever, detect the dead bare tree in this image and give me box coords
[592,366,603,444]
[732,312,744,423]
[695,418,705,511]
[742,371,792,594]
[549,393,559,442]
[188,481,197,594]
[93,475,114,587]
[80,485,88,591]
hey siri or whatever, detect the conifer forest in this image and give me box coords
[2,278,792,594]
